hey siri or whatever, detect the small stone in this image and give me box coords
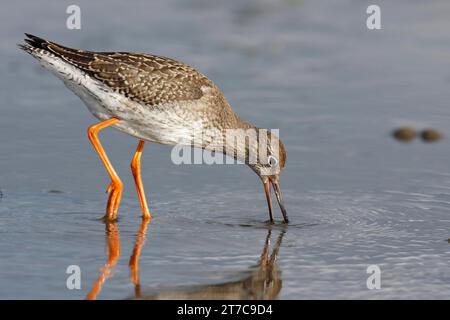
[392,127,416,142]
[421,129,443,143]
[48,189,64,194]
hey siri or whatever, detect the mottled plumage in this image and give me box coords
[19,34,288,223]
[22,34,211,106]
[19,34,245,147]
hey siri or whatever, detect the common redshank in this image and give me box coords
[19,34,288,223]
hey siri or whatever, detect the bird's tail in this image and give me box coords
[17,33,52,55]
[17,34,94,85]
[18,33,96,71]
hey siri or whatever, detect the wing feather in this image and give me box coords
[22,34,212,106]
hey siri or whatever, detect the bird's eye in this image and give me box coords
[268,155,278,167]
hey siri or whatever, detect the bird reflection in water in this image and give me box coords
[86,218,150,300]
[86,220,285,300]
[128,218,150,297]
[133,228,285,300]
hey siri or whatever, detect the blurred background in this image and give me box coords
[0,0,449,299]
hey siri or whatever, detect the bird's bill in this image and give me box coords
[264,176,289,223]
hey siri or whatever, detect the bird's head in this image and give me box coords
[247,132,288,223]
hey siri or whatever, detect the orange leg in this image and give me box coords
[131,140,152,219]
[87,118,123,220]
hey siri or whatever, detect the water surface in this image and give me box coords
[0,0,450,299]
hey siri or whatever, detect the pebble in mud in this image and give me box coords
[420,129,443,143]
[392,127,416,142]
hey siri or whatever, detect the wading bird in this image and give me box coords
[19,34,288,223]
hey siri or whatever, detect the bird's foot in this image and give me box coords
[104,180,123,221]
[100,214,119,223]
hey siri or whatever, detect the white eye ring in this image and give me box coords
[268,155,278,167]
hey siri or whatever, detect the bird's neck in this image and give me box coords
[195,117,261,164]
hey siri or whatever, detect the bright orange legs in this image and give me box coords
[131,140,152,219]
[87,118,123,221]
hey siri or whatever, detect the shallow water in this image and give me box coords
[0,0,450,299]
